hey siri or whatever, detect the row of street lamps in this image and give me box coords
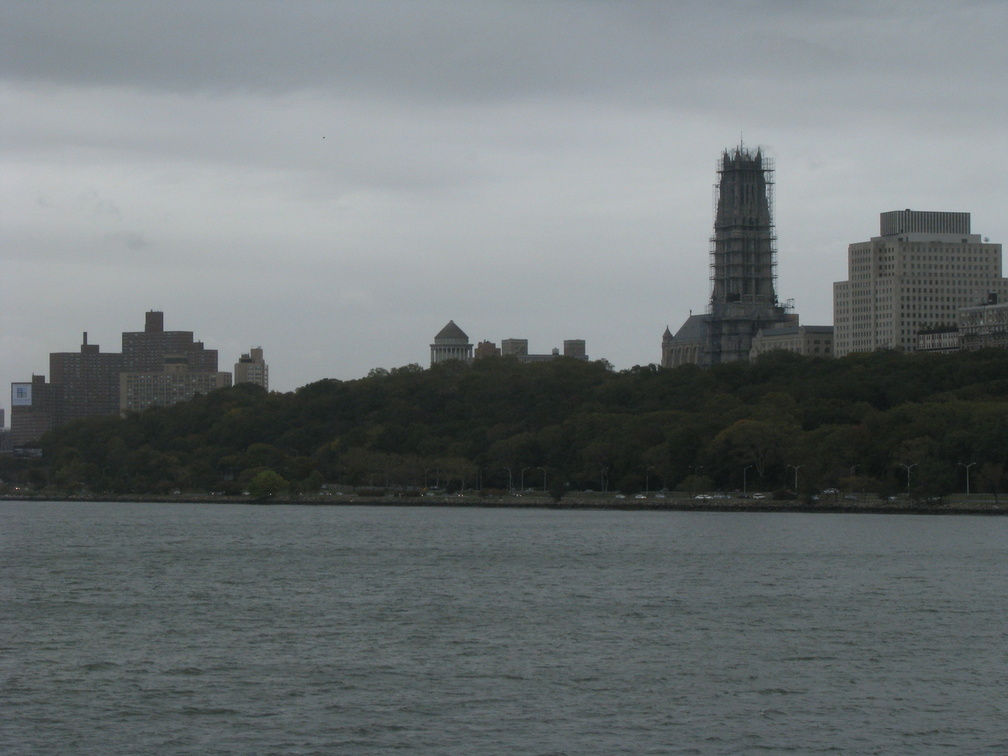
[742,460,978,496]
[484,459,979,496]
[900,461,976,495]
[790,461,977,495]
[500,466,547,493]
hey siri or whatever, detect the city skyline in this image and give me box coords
[4,2,1008,419]
[6,310,270,445]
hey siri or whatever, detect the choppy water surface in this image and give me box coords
[3,502,1007,754]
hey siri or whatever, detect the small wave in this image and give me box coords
[80,661,120,671]
[756,688,803,696]
[181,706,241,716]
[164,666,205,676]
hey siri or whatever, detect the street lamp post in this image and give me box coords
[645,466,655,494]
[521,467,531,492]
[788,464,802,493]
[743,465,753,496]
[959,462,975,496]
[503,467,513,493]
[900,463,917,495]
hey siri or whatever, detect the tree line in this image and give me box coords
[6,348,1008,500]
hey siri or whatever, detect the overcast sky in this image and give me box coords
[4,0,1008,418]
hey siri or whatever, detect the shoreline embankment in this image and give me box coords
[4,493,1007,515]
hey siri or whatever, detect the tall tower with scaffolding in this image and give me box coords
[662,144,794,367]
[710,146,777,308]
[706,145,790,362]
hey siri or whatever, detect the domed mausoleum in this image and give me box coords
[430,320,473,366]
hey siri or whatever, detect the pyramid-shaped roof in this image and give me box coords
[434,320,469,343]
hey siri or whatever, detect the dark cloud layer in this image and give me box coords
[5,2,1002,105]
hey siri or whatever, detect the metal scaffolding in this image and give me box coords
[708,146,779,311]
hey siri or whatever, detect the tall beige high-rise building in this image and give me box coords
[235,347,268,390]
[833,210,1008,356]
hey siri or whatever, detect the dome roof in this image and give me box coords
[434,320,469,343]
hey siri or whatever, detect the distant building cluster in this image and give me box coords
[7,311,268,448]
[429,147,1006,371]
[6,145,1005,451]
[430,321,588,367]
[833,210,1007,355]
[658,145,1005,367]
[914,294,1008,353]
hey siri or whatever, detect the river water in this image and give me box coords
[2,501,1007,754]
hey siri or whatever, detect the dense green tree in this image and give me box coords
[248,469,287,499]
[20,349,1008,500]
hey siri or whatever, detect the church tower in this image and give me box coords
[710,146,778,309]
[662,144,793,367]
[704,145,790,363]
